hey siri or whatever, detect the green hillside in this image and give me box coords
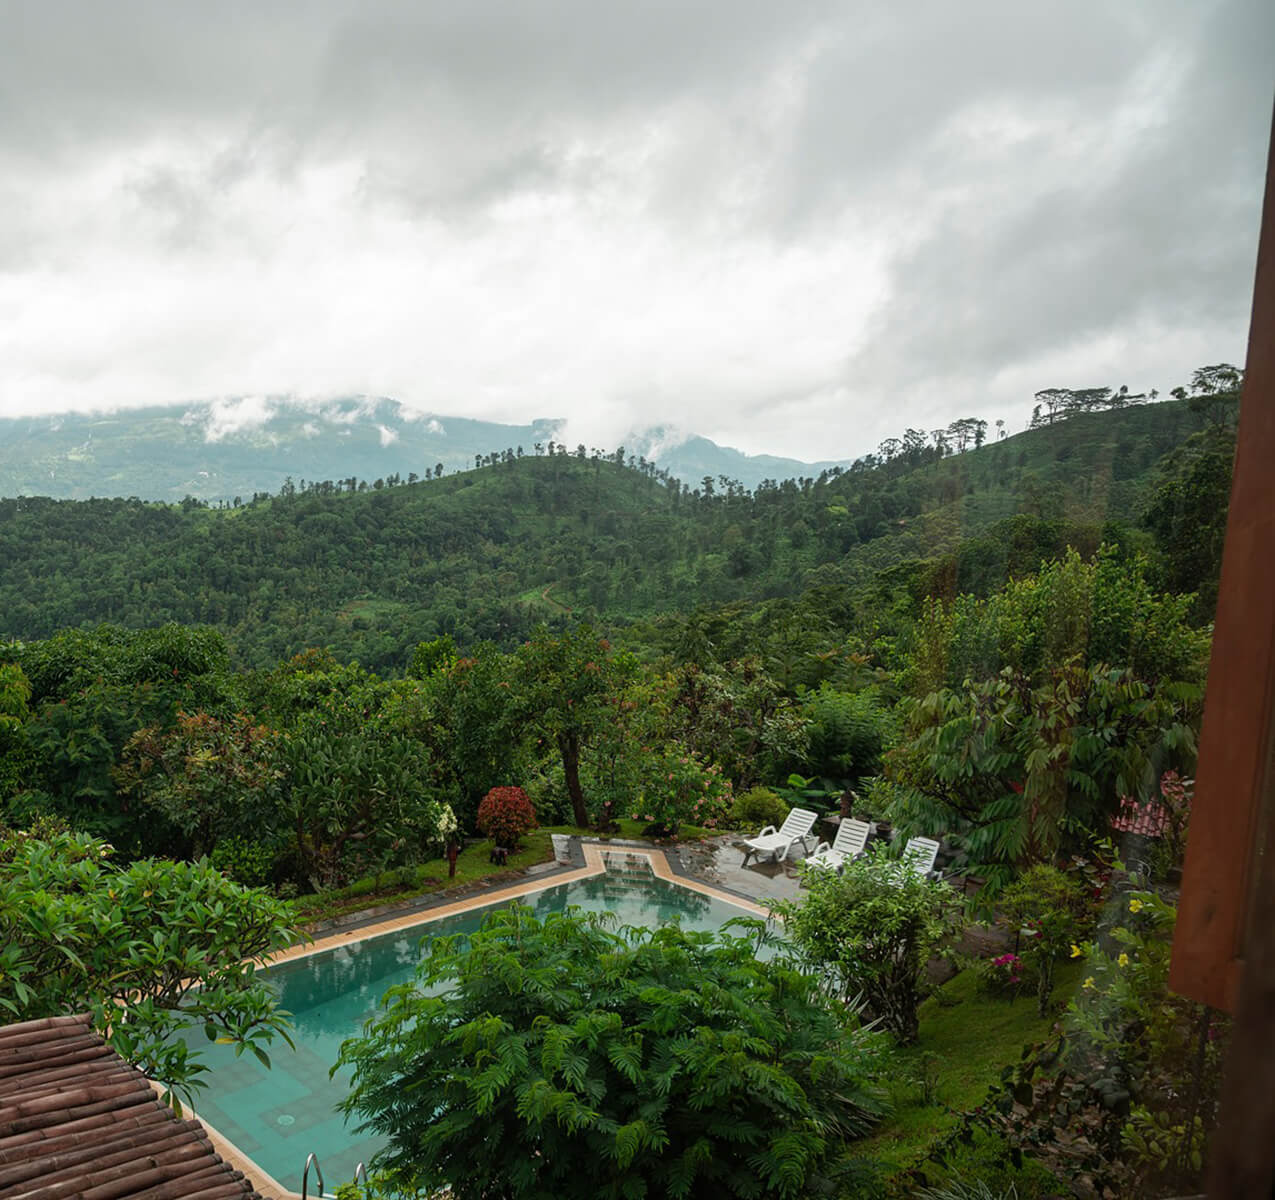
[0,397,1229,671]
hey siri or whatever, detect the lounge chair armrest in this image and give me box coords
[812,840,831,855]
[757,824,777,838]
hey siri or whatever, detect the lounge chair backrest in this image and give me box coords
[832,818,871,857]
[902,836,940,876]
[778,807,818,838]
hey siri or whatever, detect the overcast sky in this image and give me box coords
[0,1,1271,461]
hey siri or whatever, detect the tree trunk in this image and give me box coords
[1037,959,1055,1018]
[560,733,588,828]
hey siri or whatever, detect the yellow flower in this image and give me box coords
[1117,953,1131,968]
[1128,898,1143,913]
[1070,944,1083,959]
[1083,977,1096,990]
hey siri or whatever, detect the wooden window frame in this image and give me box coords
[1170,100,1275,1012]
[1168,98,1275,1197]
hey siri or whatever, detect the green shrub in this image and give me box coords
[338,906,889,1199]
[210,835,277,887]
[918,1180,1018,1200]
[856,775,920,823]
[730,785,789,831]
[921,1130,1062,1199]
[522,762,577,827]
[776,846,961,1043]
[799,685,892,785]
[998,865,1089,1016]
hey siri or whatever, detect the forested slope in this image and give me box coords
[0,396,1230,670]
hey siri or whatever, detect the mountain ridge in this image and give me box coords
[0,397,857,501]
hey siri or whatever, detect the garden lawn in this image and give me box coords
[292,821,715,926]
[852,960,1086,1194]
[292,831,556,924]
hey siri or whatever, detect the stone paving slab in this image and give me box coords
[673,834,812,907]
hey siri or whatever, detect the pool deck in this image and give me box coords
[671,835,811,906]
[195,834,803,1198]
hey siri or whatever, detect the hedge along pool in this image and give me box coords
[184,851,771,1192]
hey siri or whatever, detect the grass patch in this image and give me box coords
[292,831,556,924]
[852,960,1085,1195]
[336,596,408,625]
[289,819,717,927]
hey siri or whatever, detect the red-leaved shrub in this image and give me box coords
[477,786,538,849]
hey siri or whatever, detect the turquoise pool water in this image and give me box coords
[187,858,764,1191]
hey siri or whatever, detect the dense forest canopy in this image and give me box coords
[0,371,1239,876]
[0,391,1236,672]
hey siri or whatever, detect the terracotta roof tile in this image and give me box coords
[1111,797,1169,837]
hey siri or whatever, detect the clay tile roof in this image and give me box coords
[1110,797,1169,837]
[0,1013,266,1200]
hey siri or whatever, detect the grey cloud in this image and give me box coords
[766,3,1145,228]
[1,3,826,156]
[0,0,1270,458]
[2,1,839,232]
[844,0,1272,415]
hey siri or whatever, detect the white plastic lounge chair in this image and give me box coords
[741,807,818,865]
[894,836,941,881]
[803,818,871,874]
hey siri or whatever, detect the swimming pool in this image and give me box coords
[187,853,766,1192]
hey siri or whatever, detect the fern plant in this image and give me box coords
[337,906,889,1199]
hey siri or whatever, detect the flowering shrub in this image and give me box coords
[998,864,1090,1016]
[477,786,537,849]
[978,951,1032,1000]
[632,746,732,836]
[435,803,459,846]
[964,885,1228,1197]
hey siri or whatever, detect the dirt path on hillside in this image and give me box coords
[541,582,572,614]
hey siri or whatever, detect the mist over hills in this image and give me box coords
[0,398,855,502]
